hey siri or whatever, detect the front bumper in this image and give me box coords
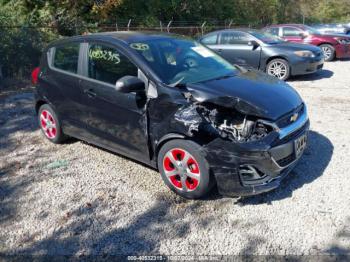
[335,43,350,58]
[203,113,310,197]
[291,56,324,76]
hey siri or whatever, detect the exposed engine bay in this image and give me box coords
[197,103,274,142]
[174,102,275,142]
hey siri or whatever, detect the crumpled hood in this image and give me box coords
[186,70,303,120]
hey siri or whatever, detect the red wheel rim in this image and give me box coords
[40,110,57,139]
[163,148,200,191]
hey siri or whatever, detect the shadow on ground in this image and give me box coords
[8,193,266,256]
[0,92,38,224]
[0,92,37,151]
[289,69,333,81]
[326,216,350,255]
[238,130,333,205]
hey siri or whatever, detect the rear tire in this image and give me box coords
[38,104,67,144]
[266,58,290,81]
[157,139,214,199]
[320,44,335,61]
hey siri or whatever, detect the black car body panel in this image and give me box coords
[34,32,309,197]
[200,29,324,77]
[185,70,302,120]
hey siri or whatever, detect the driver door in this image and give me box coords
[78,42,149,160]
[212,31,261,69]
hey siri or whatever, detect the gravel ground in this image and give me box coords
[0,60,350,257]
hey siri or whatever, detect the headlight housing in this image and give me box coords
[294,50,315,58]
[334,37,350,44]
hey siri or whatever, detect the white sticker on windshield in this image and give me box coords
[191,46,214,57]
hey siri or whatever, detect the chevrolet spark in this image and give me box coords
[32,32,309,199]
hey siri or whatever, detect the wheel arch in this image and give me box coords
[318,43,336,60]
[35,100,48,114]
[154,133,186,167]
[317,42,335,47]
[266,56,289,67]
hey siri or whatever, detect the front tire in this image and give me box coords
[38,104,67,144]
[266,58,290,81]
[157,139,214,199]
[320,44,335,61]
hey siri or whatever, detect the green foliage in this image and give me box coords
[0,0,349,79]
[0,0,57,78]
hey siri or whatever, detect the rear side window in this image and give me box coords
[282,27,302,37]
[220,32,252,45]
[88,44,138,85]
[265,27,279,36]
[201,34,218,45]
[53,43,80,73]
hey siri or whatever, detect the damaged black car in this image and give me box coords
[33,32,309,199]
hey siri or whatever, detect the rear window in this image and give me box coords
[53,43,80,74]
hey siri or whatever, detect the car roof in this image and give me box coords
[203,28,261,35]
[267,24,305,28]
[48,31,189,47]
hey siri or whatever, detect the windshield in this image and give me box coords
[304,25,321,34]
[129,38,236,85]
[249,31,285,44]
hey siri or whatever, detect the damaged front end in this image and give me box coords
[172,93,309,197]
[174,96,276,143]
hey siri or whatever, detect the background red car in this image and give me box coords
[264,24,350,61]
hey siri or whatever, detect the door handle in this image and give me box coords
[84,89,97,98]
[217,49,223,52]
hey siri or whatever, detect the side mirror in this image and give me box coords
[248,40,260,49]
[115,76,145,93]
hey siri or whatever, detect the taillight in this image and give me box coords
[31,67,40,85]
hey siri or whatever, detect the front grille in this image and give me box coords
[276,104,305,128]
[273,119,309,146]
[276,153,296,167]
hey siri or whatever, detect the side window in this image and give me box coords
[220,32,252,45]
[282,27,302,37]
[266,27,279,36]
[201,34,218,45]
[88,44,138,85]
[53,43,80,73]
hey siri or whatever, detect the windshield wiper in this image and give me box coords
[169,77,185,87]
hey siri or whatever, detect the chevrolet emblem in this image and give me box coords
[290,113,298,122]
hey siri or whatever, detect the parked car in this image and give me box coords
[200,29,324,81]
[264,24,350,61]
[310,24,350,35]
[33,32,309,199]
